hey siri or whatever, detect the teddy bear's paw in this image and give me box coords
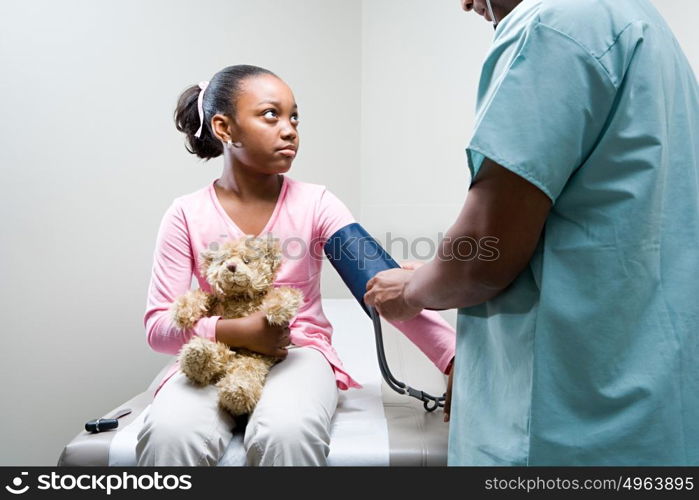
[178,336,235,385]
[216,372,264,416]
[261,287,304,325]
[170,289,211,330]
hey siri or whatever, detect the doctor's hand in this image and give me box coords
[444,358,454,423]
[364,268,423,322]
[398,260,425,271]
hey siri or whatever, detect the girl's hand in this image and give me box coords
[239,310,291,359]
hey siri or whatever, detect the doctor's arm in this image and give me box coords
[365,158,552,318]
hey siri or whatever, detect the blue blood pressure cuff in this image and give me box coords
[323,223,400,316]
[324,223,446,412]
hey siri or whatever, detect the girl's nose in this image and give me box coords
[281,125,297,141]
[227,263,237,273]
[462,0,474,12]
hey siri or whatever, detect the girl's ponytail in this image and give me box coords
[174,83,223,160]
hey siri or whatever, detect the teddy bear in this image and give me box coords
[170,235,303,416]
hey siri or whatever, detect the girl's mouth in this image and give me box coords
[277,149,296,158]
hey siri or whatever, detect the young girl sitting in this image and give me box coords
[136,64,456,466]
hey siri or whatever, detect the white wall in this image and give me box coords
[360,0,490,261]
[0,0,696,465]
[655,0,699,73]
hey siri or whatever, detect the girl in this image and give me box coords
[136,64,455,466]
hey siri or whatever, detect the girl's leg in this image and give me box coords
[243,347,339,466]
[135,370,236,466]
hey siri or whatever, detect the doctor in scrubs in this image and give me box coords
[365,0,699,465]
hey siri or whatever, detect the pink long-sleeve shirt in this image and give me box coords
[145,175,455,398]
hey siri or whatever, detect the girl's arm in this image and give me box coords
[316,188,456,375]
[143,200,221,355]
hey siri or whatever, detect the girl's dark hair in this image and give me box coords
[174,64,277,160]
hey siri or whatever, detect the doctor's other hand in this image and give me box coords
[364,268,423,322]
[444,358,454,423]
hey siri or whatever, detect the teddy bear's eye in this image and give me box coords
[242,257,250,264]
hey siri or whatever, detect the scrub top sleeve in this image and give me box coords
[467,22,617,203]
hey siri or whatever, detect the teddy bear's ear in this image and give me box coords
[262,236,282,273]
[198,247,217,275]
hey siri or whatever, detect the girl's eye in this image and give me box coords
[263,110,278,119]
[291,114,300,124]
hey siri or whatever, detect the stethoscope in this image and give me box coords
[485,0,499,30]
[369,307,446,412]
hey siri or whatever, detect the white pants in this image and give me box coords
[135,347,339,466]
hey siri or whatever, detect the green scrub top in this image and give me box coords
[451,0,699,465]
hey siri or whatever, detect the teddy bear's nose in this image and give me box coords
[226,263,237,273]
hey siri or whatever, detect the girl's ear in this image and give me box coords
[211,113,235,143]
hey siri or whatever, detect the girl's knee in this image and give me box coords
[136,412,233,466]
[245,412,331,457]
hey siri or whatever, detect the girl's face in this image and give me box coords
[226,74,300,174]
